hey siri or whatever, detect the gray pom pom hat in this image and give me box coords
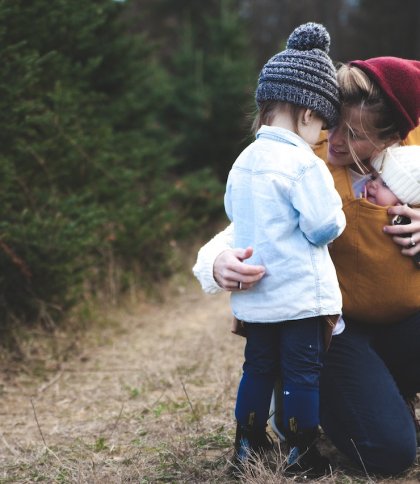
[255,22,340,129]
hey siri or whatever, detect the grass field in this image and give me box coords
[0,260,418,483]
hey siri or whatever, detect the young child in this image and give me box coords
[224,22,345,476]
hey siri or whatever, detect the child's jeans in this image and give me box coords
[235,317,325,433]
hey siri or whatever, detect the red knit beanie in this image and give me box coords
[349,57,420,140]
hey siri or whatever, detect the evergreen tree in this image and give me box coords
[129,0,257,181]
[0,0,194,326]
[346,0,420,59]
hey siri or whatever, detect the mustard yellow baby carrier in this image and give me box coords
[314,128,420,325]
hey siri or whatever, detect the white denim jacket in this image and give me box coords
[223,125,345,323]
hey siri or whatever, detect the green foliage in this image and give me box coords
[135,0,257,181]
[0,196,104,324]
[345,0,419,59]
[0,0,251,329]
[93,436,108,452]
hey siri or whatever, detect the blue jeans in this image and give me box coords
[236,317,325,433]
[320,311,420,475]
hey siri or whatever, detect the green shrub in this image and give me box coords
[0,0,252,328]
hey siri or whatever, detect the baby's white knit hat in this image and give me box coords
[370,145,420,206]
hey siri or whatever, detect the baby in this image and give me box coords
[367,145,420,263]
[366,145,420,208]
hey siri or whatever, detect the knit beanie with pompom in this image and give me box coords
[255,22,340,129]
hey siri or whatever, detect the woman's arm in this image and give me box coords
[384,205,420,259]
[192,223,265,293]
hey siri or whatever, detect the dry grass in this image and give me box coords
[0,250,419,483]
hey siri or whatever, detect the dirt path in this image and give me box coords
[0,271,418,483]
[0,275,247,482]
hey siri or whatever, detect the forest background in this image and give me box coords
[1,0,419,342]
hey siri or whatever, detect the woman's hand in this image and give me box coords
[213,247,265,291]
[384,205,420,257]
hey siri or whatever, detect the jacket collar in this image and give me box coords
[256,125,312,152]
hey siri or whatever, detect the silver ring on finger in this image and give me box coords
[237,281,242,290]
[410,236,416,247]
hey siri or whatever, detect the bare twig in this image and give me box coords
[36,371,63,395]
[180,379,199,422]
[109,402,125,442]
[350,438,374,482]
[30,398,63,465]
[149,389,166,408]
[0,431,18,456]
[30,398,47,447]
[0,239,32,280]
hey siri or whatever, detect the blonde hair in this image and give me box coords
[337,63,400,173]
[337,63,400,138]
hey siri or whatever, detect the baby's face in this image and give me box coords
[365,171,400,206]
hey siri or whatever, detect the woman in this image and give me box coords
[193,56,420,476]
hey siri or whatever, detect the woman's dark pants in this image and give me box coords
[320,311,420,475]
